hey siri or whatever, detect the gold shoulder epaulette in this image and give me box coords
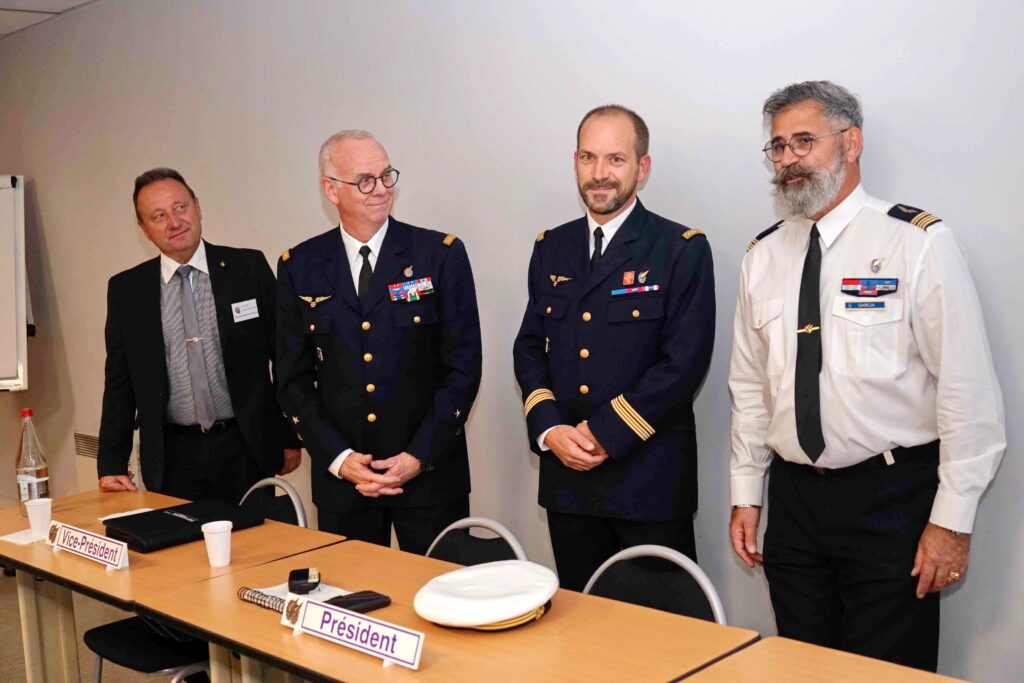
[887,204,941,230]
[536,230,546,242]
[681,228,704,240]
[747,220,784,251]
[281,249,290,261]
[443,233,457,246]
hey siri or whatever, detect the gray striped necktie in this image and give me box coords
[177,265,217,429]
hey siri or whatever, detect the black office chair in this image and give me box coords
[426,516,528,565]
[84,477,308,682]
[583,544,727,624]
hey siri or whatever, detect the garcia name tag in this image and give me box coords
[283,595,424,669]
[388,277,434,302]
[845,301,886,310]
[232,299,259,322]
[48,522,129,571]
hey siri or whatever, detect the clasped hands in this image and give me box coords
[340,451,422,497]
[544,421,609,471]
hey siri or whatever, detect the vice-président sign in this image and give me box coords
[281,594,423,669]
[47,521,129,570]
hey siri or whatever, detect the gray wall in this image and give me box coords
[0,1,1020,679]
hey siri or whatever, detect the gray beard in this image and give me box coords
[772,151,846,219]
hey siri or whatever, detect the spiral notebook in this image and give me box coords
[237,582,350,613]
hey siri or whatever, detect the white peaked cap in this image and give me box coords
[414,560,558,630]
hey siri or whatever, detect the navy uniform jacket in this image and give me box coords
[98,242,298,491]
[513,200,715,521]
[276,219,482,513]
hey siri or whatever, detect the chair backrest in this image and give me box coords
[238,477,308,528]
[426,516,528,565]
[583,544,727,624]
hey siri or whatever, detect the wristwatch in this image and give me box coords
[731,504,761,510]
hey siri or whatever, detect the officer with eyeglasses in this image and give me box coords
[276,130,482,554]
[728,81,1005,670]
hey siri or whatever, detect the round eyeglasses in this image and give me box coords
[762,129,849,163]
[326,168,400,194]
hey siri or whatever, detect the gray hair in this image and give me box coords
[762,80,863,131]
[318,130,376,177]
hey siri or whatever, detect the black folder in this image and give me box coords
[103,499,265,553]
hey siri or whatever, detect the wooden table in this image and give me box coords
[140,540,760,682]
[684,637,967,682]
[0,490,343,683]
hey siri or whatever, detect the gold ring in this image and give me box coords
[947,571,961,582]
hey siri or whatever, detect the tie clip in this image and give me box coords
[796,324,820,335]
[185,336,205,343]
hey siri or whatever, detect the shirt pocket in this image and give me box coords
[607,296,664,323]
[830,298,904,377]
[752,298,786,377]
[392,300,439,328]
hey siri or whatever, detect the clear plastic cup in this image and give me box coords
[201,520,233,567]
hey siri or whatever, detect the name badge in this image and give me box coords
[48,522,129,571]
[232,299,259,322]
[388,277,434,302]
[282,595,424,670]
[845,301,886,310]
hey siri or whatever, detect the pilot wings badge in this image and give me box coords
[298,295,333,309]
[550,275,572,287]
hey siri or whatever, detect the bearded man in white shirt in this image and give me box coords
[728,80,1005,671]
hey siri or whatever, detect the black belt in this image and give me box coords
[166,418,237,435]
[774,440,939,477]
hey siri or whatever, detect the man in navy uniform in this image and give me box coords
[277,131,482,554]
[513,105,716,590]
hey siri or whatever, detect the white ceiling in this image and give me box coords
[0,0,93,37]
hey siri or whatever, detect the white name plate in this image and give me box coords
[281,594,423,670]
[47,522,129,571]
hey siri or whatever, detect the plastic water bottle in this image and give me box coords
[16,409,50,517]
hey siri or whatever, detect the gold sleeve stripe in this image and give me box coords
[746,238,759,251]
[911,212,941,229]
[610,394,655,440]
[682,228,704,240]
[443,233,458,246]
[524,388,556,416]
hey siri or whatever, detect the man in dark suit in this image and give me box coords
[513,105,715,590]
[276,131,481,554]
[98,168,300,502]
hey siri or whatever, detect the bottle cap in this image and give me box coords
[21,408,33,417]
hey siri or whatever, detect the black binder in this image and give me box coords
[104,499,265,553]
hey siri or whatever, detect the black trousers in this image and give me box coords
[160,423,262,505]
[763,442,940,672]
[546,510,696,592]
[318,497,469,556]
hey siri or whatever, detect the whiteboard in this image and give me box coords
[0,176,27,391]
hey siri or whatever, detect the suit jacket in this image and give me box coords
[513,200,715,521]
[276,219,482,513]
[98,241,297,491]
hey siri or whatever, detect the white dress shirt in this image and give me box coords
[159,239,210,284]
[537,199,637,451]
[329,219,389,478]
[729,185,1005,532]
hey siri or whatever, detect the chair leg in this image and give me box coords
[92,654,102,683]
[169,662,209,683]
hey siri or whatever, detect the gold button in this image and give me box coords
[367,413,377,423]
[579,349,590,359]
[361,321,371,331]
[546,306,552,314]
[309,324,316,332]
[580,384,589,394]
[366,383,375,393]
[363,353,373,362]
[413,315,421,324]
[632,309,640,318]
[582,312,592,321]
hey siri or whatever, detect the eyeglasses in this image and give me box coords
[326,168,400,194]
[762,129,849,163]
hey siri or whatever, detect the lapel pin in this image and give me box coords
[623,271,635,285]
[871,258,884,273]
[404,265,414,277]
[638,269,649,284]
[549,275,571,287]
[219,261,226,267]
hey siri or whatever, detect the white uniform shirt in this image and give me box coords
[729,185,1005,532]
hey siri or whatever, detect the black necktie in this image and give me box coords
[590,226,604,271]
[357,245,373,307]
[795,224,825,462]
